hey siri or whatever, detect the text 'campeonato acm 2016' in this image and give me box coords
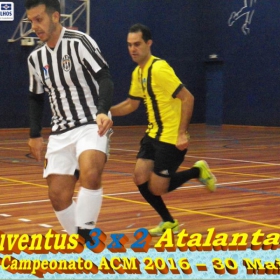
[1,227,280,277]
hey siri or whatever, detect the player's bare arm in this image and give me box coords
[110,98,140,116]
[28,137,44,162]
[96,113,113,136]
[176,87,194,151]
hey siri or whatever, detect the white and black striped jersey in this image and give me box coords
[27,27,110,134]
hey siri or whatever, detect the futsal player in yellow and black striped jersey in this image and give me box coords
[111,23,217,236]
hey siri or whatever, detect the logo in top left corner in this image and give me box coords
[0,2,14,21]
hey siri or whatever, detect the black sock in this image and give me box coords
[168,167,200,192]
[77,228,94,244]
[137,182,174,223]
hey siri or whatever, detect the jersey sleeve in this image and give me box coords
[153,60,184,98]
[79,34,109,75]
[27,55,44,94]
[128,67,144,100]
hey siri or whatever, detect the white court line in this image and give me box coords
[39,224,52,228]
[0,149,277,207]
[111,148,280,166]
[18,218,31,222]
[1,177,280,208]
[104,177,280,195]
[186,155,280,166]
[0,199,50,206]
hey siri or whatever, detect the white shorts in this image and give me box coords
[43,125,112,178]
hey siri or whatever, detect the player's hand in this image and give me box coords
[96,113,113,136]
[28,137,44,162]
[176,133,190,151]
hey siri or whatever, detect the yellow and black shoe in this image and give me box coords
[149,219,179,237]
[193,160,217,192]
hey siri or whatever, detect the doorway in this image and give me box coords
[205,61,224,125]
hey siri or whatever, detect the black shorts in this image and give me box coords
[136,134,187,177]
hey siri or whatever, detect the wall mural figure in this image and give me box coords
[228,0,257,35]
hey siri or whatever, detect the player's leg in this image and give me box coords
[134,157,170,219]
[146,141,193,236]
[134,136,173,223]
[149,140,216,193]
[44,132,79,235]
[76,149,105,240]
[75,125,110,241]
[148,140,187,195]
[134,136,178,236]
[47,174,77,234]
[134,158,178,236]
[167,160,217,192]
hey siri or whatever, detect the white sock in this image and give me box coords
[75,187,103,229]
[54,201,77,234]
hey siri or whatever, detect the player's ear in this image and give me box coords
[52,11,60,23]
[147,39,153,47]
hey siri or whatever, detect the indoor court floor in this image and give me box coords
[0,124,280,248]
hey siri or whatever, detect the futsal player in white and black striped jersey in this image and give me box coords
[25,0,114,242]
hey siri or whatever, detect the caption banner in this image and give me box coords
[1,227,280,279]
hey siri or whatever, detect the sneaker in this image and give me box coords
[149,219,179,237]
[193,160,217,192]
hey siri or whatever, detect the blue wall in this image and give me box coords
[0,1,279,128]
[203,0,280,126]
[89,1,205,125]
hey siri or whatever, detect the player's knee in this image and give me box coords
[48,188,69,211]
[149,173,169,195]
[133,172,148,186]
[148,185,164,196]
[49,196,61,211]
[79,169,101,189]
[133,173,140,185]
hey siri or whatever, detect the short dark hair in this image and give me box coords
[129,23,152,42]
[25,0,61,14]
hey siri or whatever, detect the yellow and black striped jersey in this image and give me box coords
[129,55,184,145]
